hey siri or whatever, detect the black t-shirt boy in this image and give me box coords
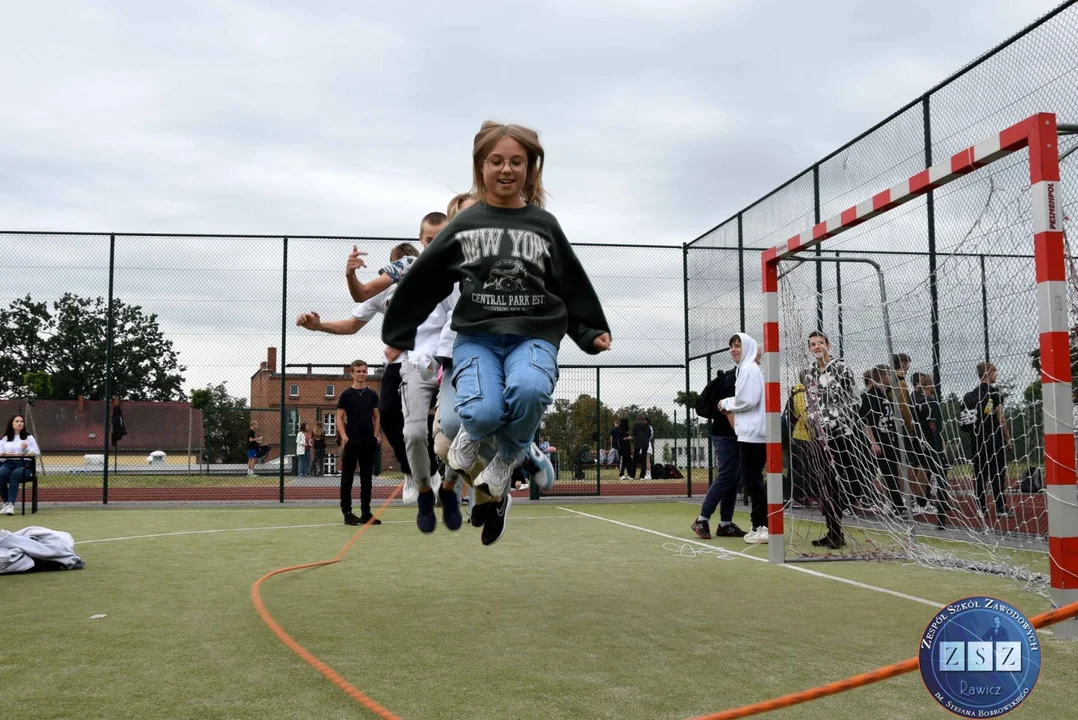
[859,386,899,448]
[337,387,379,442]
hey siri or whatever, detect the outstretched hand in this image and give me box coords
[593,333,611,352]
[296,311,321,330]
[346,244,368,274]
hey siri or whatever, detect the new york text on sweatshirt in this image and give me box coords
[382,203,609,354]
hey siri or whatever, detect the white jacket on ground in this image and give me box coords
[718,333,767,444]
[0,526,84,574]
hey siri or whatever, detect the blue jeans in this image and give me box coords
[0,460,27,503]
[699,436,741,523]
[452,333,559,461]
[298,450,310,476]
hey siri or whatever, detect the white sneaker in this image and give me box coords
[744,527,769,544]
[401,474,418,505]
[518,482,529,492]
[644,473,652,480]
[921,502,939,515]
[448,431,483,473]
[524,442,555,491]
[2,503,13,516]
[475,452,521,498]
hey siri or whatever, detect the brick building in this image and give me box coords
[249,347,393,474]
[0,397,203,471]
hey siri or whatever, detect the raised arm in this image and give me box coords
[382,232,459,351]
[296,312,367,335]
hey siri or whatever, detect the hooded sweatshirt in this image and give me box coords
[718,333,766,444]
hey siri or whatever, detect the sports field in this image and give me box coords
[5,501,1075,719]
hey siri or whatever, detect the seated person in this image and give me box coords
[0,415,41,515]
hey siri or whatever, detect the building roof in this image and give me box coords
[0,399,204,453]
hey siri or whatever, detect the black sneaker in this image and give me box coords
[481,493,512,546]
[811,535,846,549]
[714,523,747,538]
[357,514,382,526]
[417,489,437,533]
[344,512,362,526]
[470,501,489,528]
[439,486,462,531]
[690,519,711,539]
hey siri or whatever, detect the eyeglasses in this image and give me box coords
[485,156,527,172]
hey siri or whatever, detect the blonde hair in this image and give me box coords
[471,121,546,208]
[446,192,477,220]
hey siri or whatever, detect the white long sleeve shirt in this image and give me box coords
[0,434,40,456]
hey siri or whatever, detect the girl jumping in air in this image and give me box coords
[384,121,611,546]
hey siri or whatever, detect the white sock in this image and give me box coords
[720,521,731,527]
[697,515,707,523]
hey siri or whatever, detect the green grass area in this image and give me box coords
[4,503,1074,719]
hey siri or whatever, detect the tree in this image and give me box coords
[191,383,251,464]
[0,293,186,401]
[541,394,614,461]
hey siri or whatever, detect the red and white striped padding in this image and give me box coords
[758,114,1078,622]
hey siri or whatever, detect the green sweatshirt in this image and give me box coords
[382,202,610,354]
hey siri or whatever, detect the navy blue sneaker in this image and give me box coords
[439,486,462,531]
[417,489,437,533]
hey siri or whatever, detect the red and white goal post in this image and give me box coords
[760,113,1077,633]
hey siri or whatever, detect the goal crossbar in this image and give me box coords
[758,113,1077,625]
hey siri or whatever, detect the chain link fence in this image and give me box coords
[0,232,693,505]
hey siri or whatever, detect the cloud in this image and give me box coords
[0,0,1070,414]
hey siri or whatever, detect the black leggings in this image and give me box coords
[874,437,905,511]
[379,363,410,475]
[738,442,768,531]
[617,440,632,476]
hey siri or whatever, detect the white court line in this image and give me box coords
[79,515,580,545]
[558,507,943,609]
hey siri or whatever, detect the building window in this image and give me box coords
[325,384,335,397]
[323,413,336,437]
[325,454,337,474]
[289,383,299,397]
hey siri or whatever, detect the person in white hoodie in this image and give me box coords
[717,334,769,544]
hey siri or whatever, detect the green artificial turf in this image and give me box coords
[3,503,1074,719]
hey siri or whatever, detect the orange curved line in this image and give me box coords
[690,600,1078,720]
[251,485,403,720]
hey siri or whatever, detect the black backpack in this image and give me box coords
[1019,468,1043,493]
[652,463,669,480]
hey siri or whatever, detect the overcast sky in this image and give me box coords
[0,0,1070,412]
[1,0,1064,243]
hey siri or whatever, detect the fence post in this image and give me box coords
[683,243,692,496]
[813,164,824,332]
[737,213,746,332]
[279,236,288,504]
[980,254,990,362]
[923,94,942,391]
[836,251,844,357]
[595,366,601,496]
[101,233,116,504]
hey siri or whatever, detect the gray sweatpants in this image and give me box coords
[399,361,440,491]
